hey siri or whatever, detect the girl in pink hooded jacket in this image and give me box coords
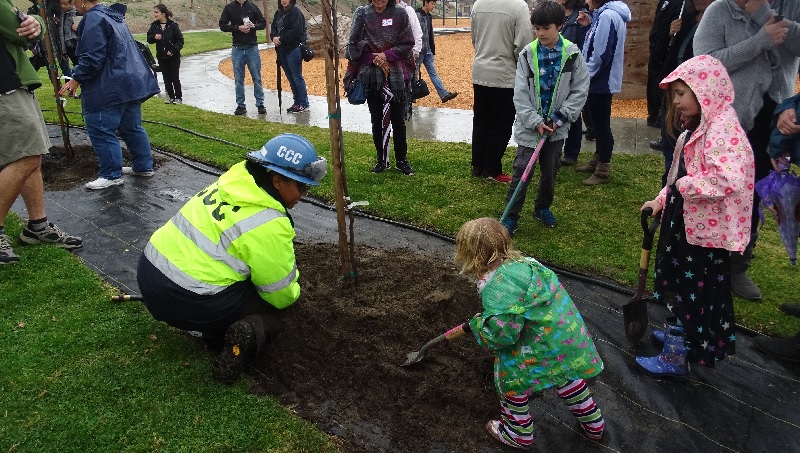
[636,55,755,378]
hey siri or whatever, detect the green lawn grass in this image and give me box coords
[4,29,797,450]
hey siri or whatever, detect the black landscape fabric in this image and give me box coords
[13,127,800,452]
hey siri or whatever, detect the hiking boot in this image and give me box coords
[19,223,83,249]
[534,208,557,227]
[370,162,388,173]
[441,91,459,103]
[234,106,247,115]
[582,162,611,185]
[395,160,415,175]
[753,332,800,363]
[122,167,154,177]
[731,270,761,301]
[576,154,599,173]
[487,173,512,183]
[211,319,257,384]
[780,303,800,317]
[85,177,123,190]
[501,217,518,237]
[257,105,267,115]
[0,234,20,264]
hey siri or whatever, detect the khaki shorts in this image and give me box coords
[0,89,51,167]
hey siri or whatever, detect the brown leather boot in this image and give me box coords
[582,162,611,185]
[576,154,599,173]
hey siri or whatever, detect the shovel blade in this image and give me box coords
[401,350,426,367]
[623,298,648,344]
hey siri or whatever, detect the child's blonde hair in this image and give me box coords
[454,217,522,276]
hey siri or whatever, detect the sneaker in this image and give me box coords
[395,160,414,175]
[534,208,557,227]
[122,167,154,177]
[487,173,512,183]
[85,177,123,190]
[19,223,83,249]
[174,99,182,105]
[211,319,257,384]
[560,157,577,166]
[370,162,388,174]
[500,217,518,237]
[165,98,174,104]
[0,234,20,264]
[257,105,267,115]
[234,106,247,115]
[287,105,309,113]
[441,91,459,103]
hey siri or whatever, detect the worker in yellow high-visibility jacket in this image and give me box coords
[137,133,327,384]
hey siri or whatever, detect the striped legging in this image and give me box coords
[496,379,605,448]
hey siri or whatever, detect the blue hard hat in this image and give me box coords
[246,133,327,186]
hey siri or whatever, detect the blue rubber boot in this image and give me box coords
[652,316,682,345]
[635,328,689,379]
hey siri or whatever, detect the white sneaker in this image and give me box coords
[85,177,124,190]
[174,99,182,105]
[122,167,154,177]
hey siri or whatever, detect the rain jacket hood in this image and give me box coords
[660,54,734,131]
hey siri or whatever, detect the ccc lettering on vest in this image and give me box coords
[276,145,303,164]
[197,187,241,221]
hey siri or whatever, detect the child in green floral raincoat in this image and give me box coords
[454,218,605,450]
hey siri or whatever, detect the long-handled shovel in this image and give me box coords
[623,207,660,344]
[499,131,550,224]
[401,323,467,366]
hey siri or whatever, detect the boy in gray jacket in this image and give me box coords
[501,0,589,234]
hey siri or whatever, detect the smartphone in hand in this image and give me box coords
[14,7,26,23]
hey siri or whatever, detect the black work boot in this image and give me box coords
[212,320,257,384]
[753,332,800,363]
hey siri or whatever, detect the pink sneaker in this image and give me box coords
[487,173,512,183]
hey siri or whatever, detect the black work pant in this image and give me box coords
[158,56,182,100]
[471,84,515,176]
[137,254,282,350]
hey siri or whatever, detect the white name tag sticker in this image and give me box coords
[382,18,393,26]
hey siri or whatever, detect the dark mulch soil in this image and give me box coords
[251,243,505,452]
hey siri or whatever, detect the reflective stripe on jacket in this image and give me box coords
[145,161,300,308]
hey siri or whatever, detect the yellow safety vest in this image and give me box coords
[145,161,300,309]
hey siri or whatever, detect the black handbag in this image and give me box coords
[346,78,366,105]
[411,70,430,100]
[299,42,314,62]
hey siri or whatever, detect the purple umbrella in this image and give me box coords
[755,169,800,265]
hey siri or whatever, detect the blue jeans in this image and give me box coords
[231,45,264,108]
[416,51,447,99]
[278,46,308,108]
[84,101,152,179]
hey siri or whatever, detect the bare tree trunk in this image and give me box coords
[321,0,357,288]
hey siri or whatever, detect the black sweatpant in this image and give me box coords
[158,56,182,100]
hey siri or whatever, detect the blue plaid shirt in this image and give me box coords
[537,37,563,125]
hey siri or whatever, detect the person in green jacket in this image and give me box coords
[137,133,326,384]
[0,0,83,265]
[454,217,604,450]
